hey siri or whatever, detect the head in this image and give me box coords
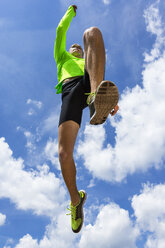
[69,44,84,58]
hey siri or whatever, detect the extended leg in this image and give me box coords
[58,121,80,206]
[83,27,106,92]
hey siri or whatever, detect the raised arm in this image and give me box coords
[54,5,77,63]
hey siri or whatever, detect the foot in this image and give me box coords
[67,190,87,233]
[87,81,119,125]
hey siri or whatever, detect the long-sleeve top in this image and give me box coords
[54,6,85,94]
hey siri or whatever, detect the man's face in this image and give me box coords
[69,44,84,58]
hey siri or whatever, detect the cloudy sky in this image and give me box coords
[0,0,165,247]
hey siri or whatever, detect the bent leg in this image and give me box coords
[83,27,119,125]
[58,120,80,206]
[83,27,106,92]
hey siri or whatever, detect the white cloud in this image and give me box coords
[24,131,36,152]
[44,138,60,170]
[26,99,43,116]
[14,203,139,248]
[144,1,165,62]
[41,112,59,134]
[24,131,32,138]
[79,203,139,248]
[77,125,116,181]
[102,0,111,5]
[3,238,14,248]
[15,181,165,248]
[16,124,60,168]
[28,108,35,116]
[38,213,78,248]
[87,178,95,188]
[14,212,78,248]
[17,128,37,154]
[77,1,165,182]
[15,234,38,248]
[26,99,43,109]
[132,183,165,231]
[0,137,66,217]
[132,183,165,248]
[0,212,6,226]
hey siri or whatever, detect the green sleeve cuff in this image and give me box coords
[55,81,63,94]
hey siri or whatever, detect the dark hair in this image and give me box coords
[70,43,82,49]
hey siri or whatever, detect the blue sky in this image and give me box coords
[0,0,165,247]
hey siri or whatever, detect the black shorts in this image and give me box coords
[59,69,91,127]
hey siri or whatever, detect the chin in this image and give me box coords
[71,51,80,57]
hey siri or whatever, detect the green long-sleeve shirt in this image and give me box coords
[54,6,85,94]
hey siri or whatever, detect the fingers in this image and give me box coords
[72,5,77,8]
[72,5,77,14]
[111,105,119,116]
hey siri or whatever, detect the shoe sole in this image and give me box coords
[90,81,119,125]
[72,190,87,233]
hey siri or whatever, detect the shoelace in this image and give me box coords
[85,92,96,105]
[66,192,84,219]
[66,205,78,220]
[66,191,84,219]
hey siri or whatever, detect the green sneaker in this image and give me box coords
[67,190,87,233]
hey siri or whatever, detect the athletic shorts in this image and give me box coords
[59,69,91,127]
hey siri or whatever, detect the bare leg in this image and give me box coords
[83,27,119,125]
[58,120,80,206]
[83,27,106,93]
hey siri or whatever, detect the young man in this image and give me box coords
[54,5,119,233]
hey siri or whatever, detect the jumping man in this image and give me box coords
[54,5,119,233]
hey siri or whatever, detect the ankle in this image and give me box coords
[71,193,80,206]
[90,87,97,93]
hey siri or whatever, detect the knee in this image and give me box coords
[83,27,102,44]
[59,148,73,164]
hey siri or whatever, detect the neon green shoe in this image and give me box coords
[67,190,87,233]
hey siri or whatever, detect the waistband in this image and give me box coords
[62,76,81,86]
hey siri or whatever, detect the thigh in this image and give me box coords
[59,78,85,127]
[58,120,79,154]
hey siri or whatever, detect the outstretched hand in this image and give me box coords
[72,5,77,14]
[111,105,119,116]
